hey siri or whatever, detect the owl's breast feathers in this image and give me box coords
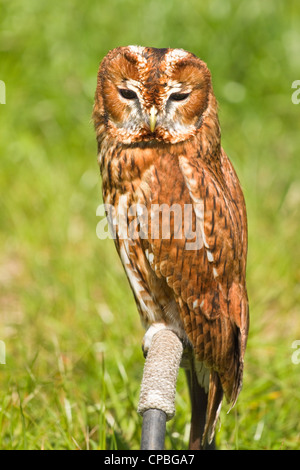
[98,132,249,406]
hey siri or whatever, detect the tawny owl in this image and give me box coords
[93,46,249,449]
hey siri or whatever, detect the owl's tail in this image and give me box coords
[186,365,223,449]
[202,371,223,446]
[188,362,246,449]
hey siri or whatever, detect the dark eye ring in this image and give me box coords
[169,92,190,101]
[119,88,138,100]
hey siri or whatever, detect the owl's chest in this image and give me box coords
[101,147,195,254]
[101,145,188,207]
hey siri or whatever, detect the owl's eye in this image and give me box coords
[119,88,138,100]
[169,92,190,101]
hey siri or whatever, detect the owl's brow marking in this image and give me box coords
[165,49,189,68]
[127,45,148,68]
[167,49,189,59]
[164,49,189,73]
[128,45,146,55]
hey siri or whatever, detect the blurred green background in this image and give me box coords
[0,0,300,450]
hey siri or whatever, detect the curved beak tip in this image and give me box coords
[149,106,158,132]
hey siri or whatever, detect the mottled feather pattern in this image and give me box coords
[93,46,249,448]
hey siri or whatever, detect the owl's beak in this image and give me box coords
[149,106,158,132]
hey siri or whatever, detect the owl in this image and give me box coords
[93,46,249,449]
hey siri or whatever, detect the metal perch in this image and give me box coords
[138,328,183,450]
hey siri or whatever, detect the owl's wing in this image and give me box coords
[147,151,249,404]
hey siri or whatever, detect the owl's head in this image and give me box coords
[93,46,218,145]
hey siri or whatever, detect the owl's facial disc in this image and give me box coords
[97,47,212,144]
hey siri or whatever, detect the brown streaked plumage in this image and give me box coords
[93,46,249,449]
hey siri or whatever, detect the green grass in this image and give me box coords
[1,0,300,450]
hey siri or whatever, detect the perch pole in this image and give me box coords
[138,328,183,450]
